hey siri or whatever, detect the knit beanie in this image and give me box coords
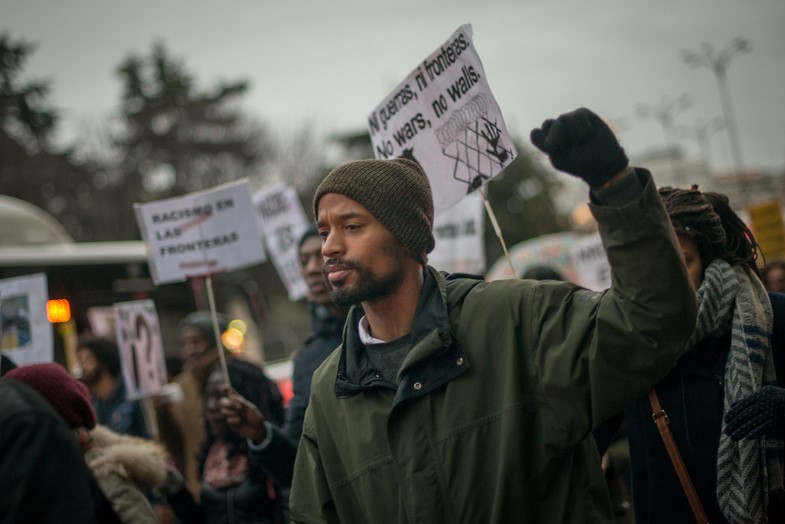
[180,310,230,340]
[3,363,96,429]
[313,158,435,264]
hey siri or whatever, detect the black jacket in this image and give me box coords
[250,302,345,487]
[0,380,98,523]
[595,291,785,523]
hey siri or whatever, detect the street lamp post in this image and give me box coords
[680,38,751,177]
[636,94,692,186]
[677,116,724,176]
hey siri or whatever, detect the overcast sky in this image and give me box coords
[5,0,785,173]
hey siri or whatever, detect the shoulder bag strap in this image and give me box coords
[649,388,710,524]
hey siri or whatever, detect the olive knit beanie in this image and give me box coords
[313,158,435,264]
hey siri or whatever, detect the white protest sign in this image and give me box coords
[0,273,52,365]
[114,300,167,400]
[429,192,485,273]
[134,180,266,285]
[253,183,310,301]
[368,24,517,213]
[570,233,611,291]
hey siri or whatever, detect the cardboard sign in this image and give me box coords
[368,24,517,213]
[134,180,266,285]
[253,183,311,301]
[114,300,167,400]
[570,233,611,291]
[0,273,52,365]
[748,200,785,262]
[429,192,485,273]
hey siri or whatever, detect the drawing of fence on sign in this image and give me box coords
[435,93,515,195]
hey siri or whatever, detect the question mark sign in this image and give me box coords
[134,314,155,386]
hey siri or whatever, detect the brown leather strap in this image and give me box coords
[649,389,709,524]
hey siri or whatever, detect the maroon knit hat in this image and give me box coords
[3,363,96,429]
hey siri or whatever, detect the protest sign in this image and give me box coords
[368,24,517,213]
[253,183,311,301]
[114,300,167,400]
[429,192,485,273]
[134,180,266,285]
[747,200,785,262]
[0,273,52,365]
[570,233,611,291]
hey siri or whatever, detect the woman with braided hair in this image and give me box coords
[161,359,286,523]
[595,185,785,523]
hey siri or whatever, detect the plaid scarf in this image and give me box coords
[689,259,781,523]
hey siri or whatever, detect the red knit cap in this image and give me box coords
[3,363,96,429]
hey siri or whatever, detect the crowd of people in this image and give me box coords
[2,107,784,523]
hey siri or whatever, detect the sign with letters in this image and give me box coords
[570,233,611,291]
[134,180,266,285]
[368,24,517,213]
[429,192,485,273]
[747,200,785,262]
[253,183,311,301]
[0,273,52,365]
[114,300,167,400]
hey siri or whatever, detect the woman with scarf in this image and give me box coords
[163,358,285,524]
[595,185,785,523]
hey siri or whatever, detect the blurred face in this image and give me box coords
[317,193,410,308]
[299,235,331,305]
[677,234,703,291]
[765,266,785,293]
[76,347,103,386]
[204,370,229,438]
[180,326,212,371]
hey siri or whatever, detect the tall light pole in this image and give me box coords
[677,116,724,176]
[636,94,692,185]
[680,38,751,176]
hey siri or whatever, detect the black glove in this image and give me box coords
[723,385,785,441]
[530,107,629,189]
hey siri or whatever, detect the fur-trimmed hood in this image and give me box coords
[86,424,169,490]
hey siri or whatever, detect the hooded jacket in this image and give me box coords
[289,172,698,523]
[85,425,169,524]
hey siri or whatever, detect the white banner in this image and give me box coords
[569,233,611,291]
[134,180,266,285]
[368,24,517,213]
[0,273,52,365]
[429,192,485,273]
[253,183,311,301]
[114,300,167,400]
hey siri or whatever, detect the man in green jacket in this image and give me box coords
[289,108,697,523]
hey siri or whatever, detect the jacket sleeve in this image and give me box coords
[248,347,317,487]
[248,423,298,487]
[526,169,697,443]
[289,410,339,524]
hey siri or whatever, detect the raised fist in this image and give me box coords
[530,107,628,189]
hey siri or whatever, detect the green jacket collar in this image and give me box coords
[334,267,481,406]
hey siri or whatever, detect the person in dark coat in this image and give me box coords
[221,227,347,487]
[595,185,785,523]
[1,370,97,523]
[77,337,149,438]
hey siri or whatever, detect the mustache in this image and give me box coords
[322,258,361,275]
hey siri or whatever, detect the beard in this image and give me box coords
[324,240,408,308]
[78,365,102,386]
